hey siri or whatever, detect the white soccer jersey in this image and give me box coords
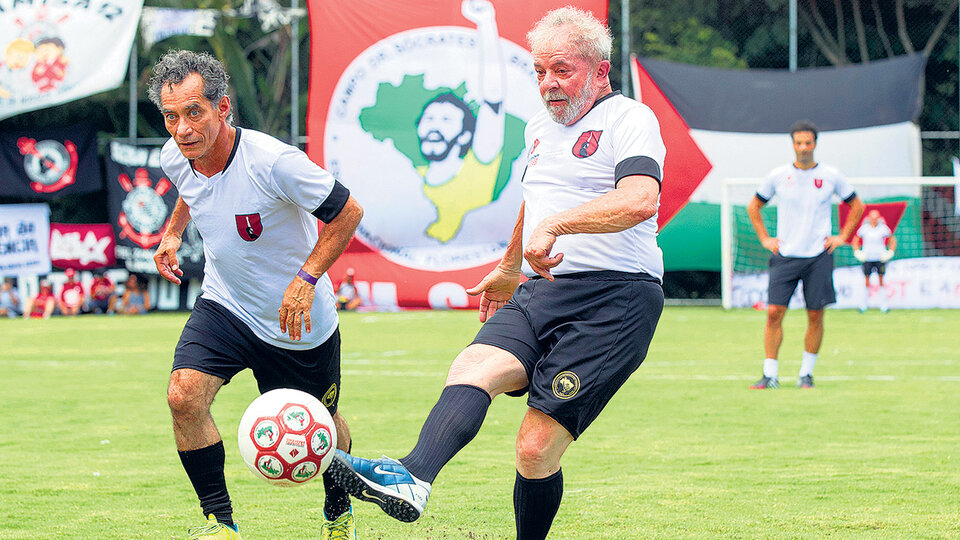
[756,163,855,258]
[521,92,666,279]
[856,221,892,261]
[161,128,345,350]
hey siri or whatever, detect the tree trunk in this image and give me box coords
[833,0,848,63]
[799,5,842,65]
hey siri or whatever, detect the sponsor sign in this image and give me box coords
[0,203,50,277]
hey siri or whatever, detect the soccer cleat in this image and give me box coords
[187,515,241,540]
[327,450,431,523]
[320,506,356,540]
[798,374,815,389]
[750,376,779,389]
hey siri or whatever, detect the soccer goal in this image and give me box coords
[720,177,960,310]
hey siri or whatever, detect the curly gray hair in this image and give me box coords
[148,50,232,122]
[526,7,612,65]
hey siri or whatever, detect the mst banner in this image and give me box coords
[0,0,143,121]
[0,203,50,277]
[0,124,102,197]
[106,141,204,278]
[307,0,606,308]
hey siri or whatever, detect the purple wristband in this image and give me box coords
[297,268,318,285]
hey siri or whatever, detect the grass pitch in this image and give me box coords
[0,307,957,539]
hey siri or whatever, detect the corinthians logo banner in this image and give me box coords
[0,123,101,197]
[106,141,204,278]
[307,0,606,309]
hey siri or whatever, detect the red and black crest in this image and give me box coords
[236,213,262,241]
[814,178,823,189]
[572,130,602,158]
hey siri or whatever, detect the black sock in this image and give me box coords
[178,441,234,527]
[399,384,491,483]
[322,438,352,520]
[514,469,563,540]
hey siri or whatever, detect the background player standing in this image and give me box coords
[853,209,896,313]
[327,7,666,540]
[747,120,865,389]
[148,50,363,540]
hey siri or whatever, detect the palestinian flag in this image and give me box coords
[633,53,926,271]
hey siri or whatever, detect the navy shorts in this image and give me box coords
[472,271,663,439]
[862,261,885,276]
[173,297,342,413]
[768,250,836,310]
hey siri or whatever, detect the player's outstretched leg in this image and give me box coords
[327,452,432,522]
[328,383,492,522]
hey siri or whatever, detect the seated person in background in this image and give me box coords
[58,268,85,316]
[89,269,116,314]
[25,279,56,319]
[336,268,362,311]
[120,274,150,314]
[0,277,20,318]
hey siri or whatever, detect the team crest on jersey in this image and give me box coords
[572,130,602,158]
[814,178,823,188]
[236,213,263,241]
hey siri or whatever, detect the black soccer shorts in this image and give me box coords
[767,250,836,310]
[173,297,342,413]
[862,261,886,276]
[472,271,663,439]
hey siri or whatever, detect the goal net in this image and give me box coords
[721,177,960,309]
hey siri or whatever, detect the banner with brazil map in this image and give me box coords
[306,0,606,309]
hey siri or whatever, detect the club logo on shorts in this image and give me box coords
[552,371,581,400]
[814,178,823,189]
[235,213,263,241]
[572,130,602,158]
[321,383,338,408]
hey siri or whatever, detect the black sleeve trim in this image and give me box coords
[843,191,858,204]
[484,100,502,114]
[614,156,662,188]
[312,181,350,224]
[755,193,769,204]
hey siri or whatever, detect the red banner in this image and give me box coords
[307,0,607,308]
[49,223,115,270]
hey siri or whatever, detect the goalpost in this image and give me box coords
[720,177,960,310]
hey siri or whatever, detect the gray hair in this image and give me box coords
[527,7,612,65]
[148,50,231,122]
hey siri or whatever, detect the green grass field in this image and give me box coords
[1,307,958,539]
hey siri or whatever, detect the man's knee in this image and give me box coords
[515,428,554,472]
[766,305,787,326]
[167,369,218,418]
[806,309,824,325]
[446,344,526,396]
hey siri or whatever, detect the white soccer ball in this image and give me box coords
[237,388,337,486]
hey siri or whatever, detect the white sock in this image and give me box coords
[799,351,818,377]
[880,283,888,311]
[860,283,869,311]
[763,358,779,378]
